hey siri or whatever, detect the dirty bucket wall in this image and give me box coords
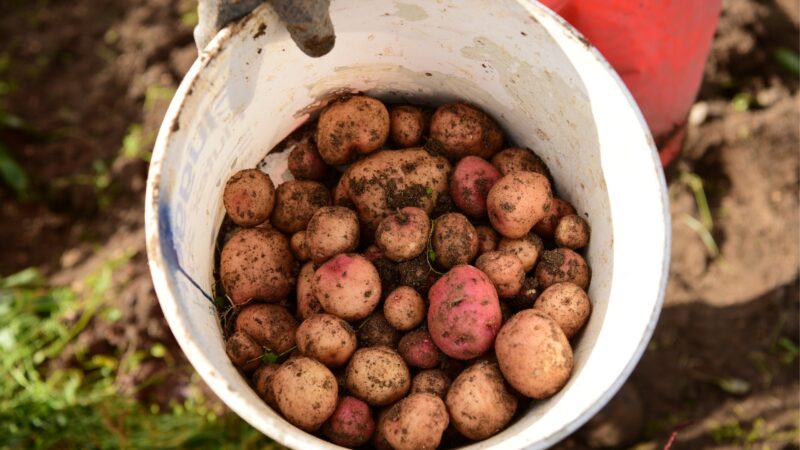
[145,1,669,449]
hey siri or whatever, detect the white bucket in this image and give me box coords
[145,1,670,448]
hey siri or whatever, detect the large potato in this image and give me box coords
[446,361,517,440]
[305,206,360,264]
[495,309,573,399]
[272,356,338,431]
[380,393,449,450]
[270,180,331,234]
[429,103,503,160]
[322,396,375,447]
[375,207,430,262]
[296,313,358,367]
[235,303,298,354]
[487,172,553,239]
[535,248,591,290]
[223,169,275,227]
[343,148,451,234]
[316,95,390,165]
[533,282,591,338]
[312,254,382,321]
[431,213,479,269]
[220,228,295,305]
[345,346,410,406]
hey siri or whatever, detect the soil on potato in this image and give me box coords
[0,0,797,448]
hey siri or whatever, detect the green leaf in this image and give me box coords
[0,141,29,197]
[1,267,43,289]
[262,352,278,364]
[731,93,751,112]
[774,48,800,76]
[428,248,436,262]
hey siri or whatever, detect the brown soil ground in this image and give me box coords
[0,0,797,448]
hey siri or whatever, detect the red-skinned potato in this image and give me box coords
[534,282,591,338]
[272,356,338,431]
[270,180,331,234]
[220,228,295,305]
[381,393,449,450]
[346,346,410,406]
[487,172,553,239]
[223,169,276,227]
[375,207,430,262]
[446,361,517,440]
[533,197,576,238]
[410,369,451,399]
[490,147,551,180]
[225,331,261,372]
[535,248,591,290]
[475,251,525,299]
[476,225,499,255]
[296,262,324,320]
[253,364,279,409]
[323,396,375,447]
[398,329,444,369]
[383,286,426,331]
[296,313,358,367]
[312,254,382,321]
[431,213,479,269]
[450,156,502,218]
[555,214,591,249]
[497,232,544,272]
[429,103,503,160]
[316,95,390,165]
[305,206,360,264]
[289,231,310,262]
[235,303,298,354]
[389,105,426,147]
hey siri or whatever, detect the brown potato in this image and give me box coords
[375,207,430,262]
[223,169,276,227]
[410,369,451,399]
[383,286,426,331]
[358,311,402,349]
[555,214,591,249]
[272,356,338,431]
[270,180,331,234]
[533,282,591,338]
[497,232,544,272]
[431,213,478,269]
[305,206,360,264]
[429,103,503,160]
[446,360,517,440]
[476,225,499,255]
[289,231,310,262]
[490,147,551,180]
[389,105,426,147]
[287,132,328,181]
[220,228,295,305]
[312,254,382,321]
[533,197,576,238]
[333,176,356,209]
[296,261,324,320]
[487,172,553,239]
[535,248,591,290]
[296,313,358,367]
[252,363,279,408]
[495,309,573,399]
[345,346,410,406]
[235,303,298,354]
[225,331,262,372]
[316,95,390,165]
[398,329,444,369]
[381,393,449,450]
[475,251,525,299]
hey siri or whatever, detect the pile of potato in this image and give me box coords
[218,95,593,449]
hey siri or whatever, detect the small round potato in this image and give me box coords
[490,147,551,180]
[534,282,591,338]
[272,356,338,431]
[296,313,358,367]
[381,393,449,450]
[389,105,426,147]
[235,303,298,354]
[410,369,451,399]
[226,331,262,372]
[358,311,402,349]
[432,213,479,269]
[223,169,276,227]
[375,207,430,262]
[323,396,375,447]
[289,231,311,261]
[476,225,499,255]
[270,180,331,234]
[316,95,390,165]
[313,254,382,321]
[345,346,410,406]
[429,103,503,160]
[497,232,544,272]
[288,134,328,181]
[220,228,295,305]
[296,262,324,320]
[383,286,426,331]
[535,248,591,290]
[555,214,591,250]
[495,309,573,399]
[253,363,279,408]
[450,156,502,218]
[487,172,553,239]
[533,197,576,238]
[398,329,444,369]
[305,206,360,264]
[446,360,517,440]
[475,251,525,299]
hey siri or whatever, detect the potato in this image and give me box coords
[533,282,591,338]
[475,251,525,299]
[272,356,338,431]
[476,225,499,255]
[296,313,358,367]
[305,206,360,264]
[316,95,390,165]
[533,197,576,238]
[270,180,331,234]
[397,254,436,294]
[495,309,573,399]
[345,346,410,406]
[375,207,430,262]
[358,311,401,349]
[322,396,375,447]
[344,148,451,234]
[490,147,551,180]
[446,360,517,440]
[535,248,591,290]
[450,156,502,218]
[235,303,298,354]
[383,286,426,331]
[313,254,382,321]
[225,331,262,372]
[381,393,449,450]
[287,132,328,181]
[398,329,444,369]
[506,276,541,311]
[429,103,503,160]
[497,232,544,272]
[432,213,479,269]
[296,262,324,320]
[410,369,451,399]
[253,363,279,408]
[487,172,553,239]
[555,214,591,250]
[427,265,502,360]
[222,169,276,228]
[220,228,295,305]
[389,105,426,147]
[289,231,310,262]
[333,176,356,209]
